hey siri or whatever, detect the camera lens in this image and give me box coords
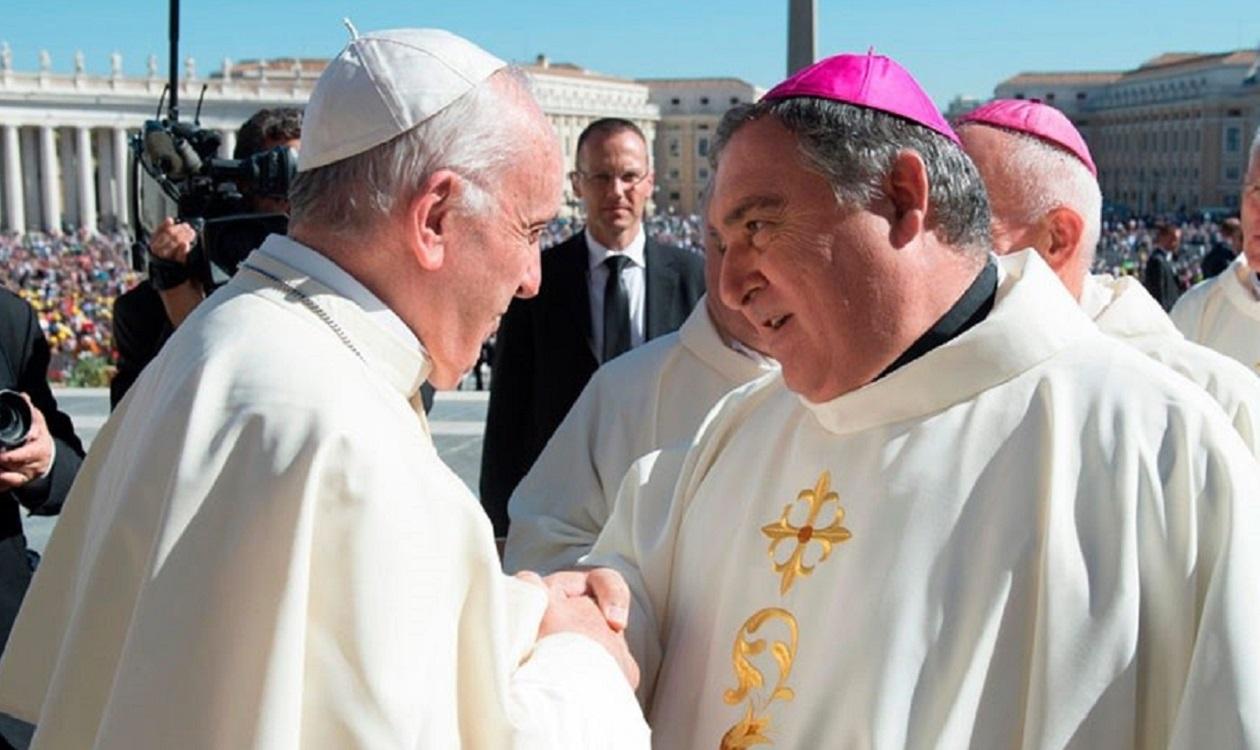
[0,390,32,451]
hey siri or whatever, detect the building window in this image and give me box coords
[1045,93,1055,102]
[1014,92,1024,99]
[669,191,681,201]
[700,96,710,106]
[730,96,740,105]
[670,97,681,106]
[668,168,681,180]
[1076,92,1087,101]
[698,137,710,157]
[698,167,709,180]
[668,138,681,158]
[1226,127,1241,153]
[1226,166,1241,181]
[697,124,710,131]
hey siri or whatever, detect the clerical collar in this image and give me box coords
[257,235,422,352]
[585,226,646,271]
[877,258,999,380]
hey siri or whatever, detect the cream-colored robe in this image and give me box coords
[504,300,777,574]
[1082,272,1260,455]
[586,251,1260,749]
[1171,255,1260,375]
[0,240,648,749]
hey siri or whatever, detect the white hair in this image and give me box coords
[964,125,1102,266]
[289,68,537,231]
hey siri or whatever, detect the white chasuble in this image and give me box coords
[585,250,1260,749]
[1171,255,1260,375]
[1082,273,1260,456]
[0,240,648,749]
[504,299,777,574]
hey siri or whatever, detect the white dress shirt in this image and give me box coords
[586,228,646,360]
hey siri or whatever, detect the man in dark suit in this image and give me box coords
[1201,217,1242,280]
[1143,221,1183,311]
[0,289,84,655]
[481,118,705,536]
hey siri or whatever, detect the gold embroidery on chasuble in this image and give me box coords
[761,470,853,595]
[718,470,853,747]
[719,608,799,750]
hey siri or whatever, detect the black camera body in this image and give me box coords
[133,118,296,287]
[0,390,32,451]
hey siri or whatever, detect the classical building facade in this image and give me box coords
[0,48,659,234]
[994,50,1260,216]
[642,78,763,215]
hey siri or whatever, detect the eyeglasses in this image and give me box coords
[571,169,651,190]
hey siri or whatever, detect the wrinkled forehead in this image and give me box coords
[708,119,800,217]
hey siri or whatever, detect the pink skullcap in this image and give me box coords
[763,51,960,146]
[957,99,1096,177]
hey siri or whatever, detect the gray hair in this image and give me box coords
[289,68,536,231]
[960,124,1102,266]
[711,98,992,254]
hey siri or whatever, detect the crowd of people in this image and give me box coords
[1093,216,1238,288]
[0,232,137,381]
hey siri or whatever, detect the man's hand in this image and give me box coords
[0,392,53,491]
[540,568,631,631]
[516,570,640,689]
[149,217,198,264]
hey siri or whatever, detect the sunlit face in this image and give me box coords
[425,134,562,388]
[709,117,902,402]
[703,220,769,356]
[1242,152,1260,273]
[571,129,654,245]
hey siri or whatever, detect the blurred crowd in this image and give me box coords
[0,213,1241,384]
[0,232,138,381]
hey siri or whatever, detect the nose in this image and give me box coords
[718,240,764,313]
[517,249,542,299]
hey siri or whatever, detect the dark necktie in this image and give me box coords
[602,254,632,363]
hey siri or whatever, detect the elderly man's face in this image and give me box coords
[426,133,562,388]
[703,219,770,356]
[1243,153,1260,272]
[709,117,900,402]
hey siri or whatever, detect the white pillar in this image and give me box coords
[221,129,237,159]
[2,125,24,235]
[76,126,97,234]
[57,128,78,230]
[38,125,61,233]
[95,129,113,223]
[113,128,129,228]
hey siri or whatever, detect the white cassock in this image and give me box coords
[1171,255,1260,376]
[584,250,1260,749]
[1082,272,1260,455]
[0,236,648,749]
[503,298,777,574]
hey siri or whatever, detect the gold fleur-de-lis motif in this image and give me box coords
[761,471,852,595]
[720,607,798,749]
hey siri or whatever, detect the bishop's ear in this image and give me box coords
[1042,206,1086,271]
[885,150,930,248]
[406,169,462,271]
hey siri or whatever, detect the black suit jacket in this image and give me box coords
[1200,242,1236,281]
[1143,248,1183,312]
[0,287,85,648]
[110,282,173,409]
[481,232,705,535]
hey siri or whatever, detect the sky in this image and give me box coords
[3,0,1257,107]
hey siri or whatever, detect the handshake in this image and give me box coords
[516,568,640,689]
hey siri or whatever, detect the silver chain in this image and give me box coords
[239,262,365,362]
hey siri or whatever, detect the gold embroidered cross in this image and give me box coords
[761,471,852,595]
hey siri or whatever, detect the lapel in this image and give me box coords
[645,240,680,339]
[552,234,597,361]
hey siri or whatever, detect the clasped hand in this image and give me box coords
[0,392,53,491]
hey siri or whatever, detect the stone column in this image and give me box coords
[787,0,817,76]
[221,129,237,160]
[113,128,129,228]
[76,126,97,234]
[2,125,24,234]
[38,126,61,233]
[57,128,78,230]
[95,129,113,224]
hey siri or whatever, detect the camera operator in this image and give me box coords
[0,288,84,654]
[110,107,302,408]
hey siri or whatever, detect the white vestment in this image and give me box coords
[1171,255,1260,375]
[0,238,648,749]
[586,251,1260,749]
[504,300,777,574]
[1082,272,1260,455]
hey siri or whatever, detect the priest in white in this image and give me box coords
[1171,125,1260,375]
[577,54,1260,748]
[504,219,777,573]
[0,29,648,749]
[956,99,1260,455]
